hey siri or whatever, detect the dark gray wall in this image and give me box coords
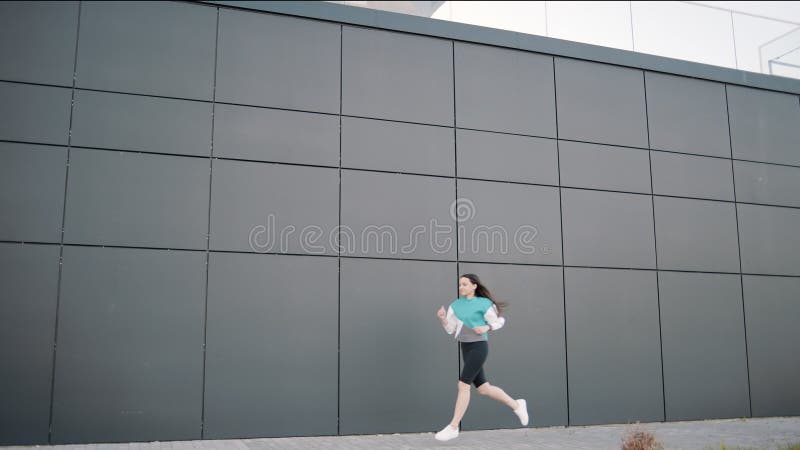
[1,0,799,445]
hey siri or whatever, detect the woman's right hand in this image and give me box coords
[436,305,446,320]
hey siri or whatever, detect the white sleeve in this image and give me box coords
[484,304,506,331]
[444,306,457,334]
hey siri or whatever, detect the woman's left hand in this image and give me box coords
[472,325,491,334]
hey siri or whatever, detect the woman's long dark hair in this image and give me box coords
[460,273,508,316]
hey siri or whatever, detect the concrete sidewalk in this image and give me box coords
[6,417,799,450]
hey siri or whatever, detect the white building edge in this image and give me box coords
[330,1,800,80]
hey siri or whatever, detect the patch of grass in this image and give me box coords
[621,426,665,450]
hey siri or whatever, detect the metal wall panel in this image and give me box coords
[457,179,562,265]
[76,1,216,100]
[63,149,210,249]
[457,129,559,185]
[565,267,664,425]
[214,104,339,166]
[210,159,339,255]
[0,1,79,86]
[342,26,453,126]
[558,141,651,194]
[738,203,800,276]
[52,246,205,444]
[341,170,456,260]
[653,196,740,273]
[0,82,71,145]
[645,72,730,158]
[454,43,556,137]
[651,151,734,201]
[555,58,648,148]
[342,116,454,176]
[204,252,338,438]
[743,275,800,417]
[339,258,457,434]
[216,9,340,113]
[734,160,800,208]
[728,85,800,167]
[561,189,656,269]
[0,243,60,445]
[659,271,750,421]
[0,143,67,242]
[71,90,213,156]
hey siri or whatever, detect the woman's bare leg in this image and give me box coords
[476,382,519,409]
[449,381,471,429]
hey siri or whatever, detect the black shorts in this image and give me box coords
[459,340,488,388]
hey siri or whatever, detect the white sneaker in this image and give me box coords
[514,399,529,426]
[434,424,459,441]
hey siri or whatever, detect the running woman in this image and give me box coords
[434,273,529,441]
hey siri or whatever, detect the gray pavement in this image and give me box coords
[5,417,800,450]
